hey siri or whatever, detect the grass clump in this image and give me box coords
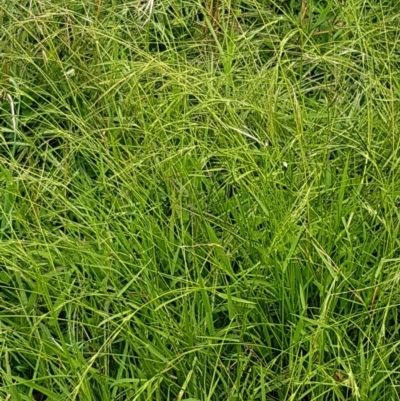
[1,0,400,400]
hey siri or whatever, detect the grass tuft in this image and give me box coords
[1,0,400,400]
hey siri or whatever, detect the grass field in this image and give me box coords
[1,0,400,400]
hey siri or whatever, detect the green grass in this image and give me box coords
[1,0,400,400]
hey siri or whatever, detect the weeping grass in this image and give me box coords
[1,0,400,400]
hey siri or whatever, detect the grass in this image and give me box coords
[1,0,400,400]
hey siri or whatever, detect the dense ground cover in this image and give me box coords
[1,0,400,400]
